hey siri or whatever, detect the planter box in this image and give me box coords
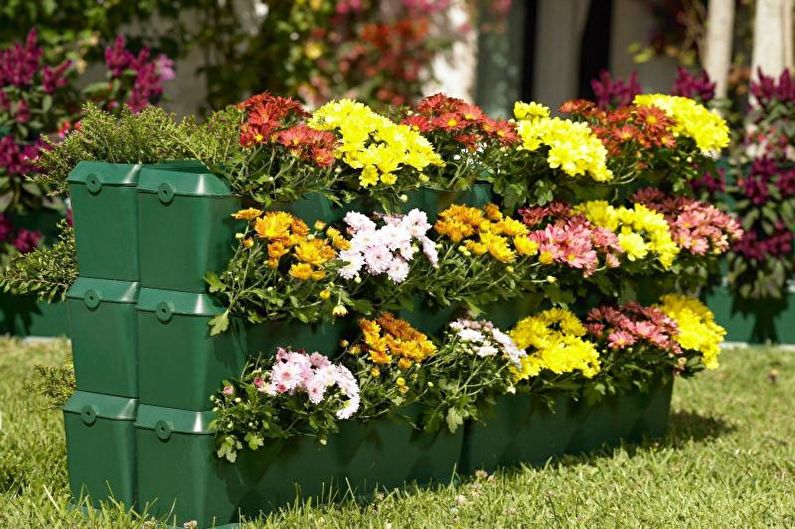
[135,405,462,528]
[274,192,362,226]
[66,278,139,397]
[460,377,673,474]
[399,293,542,337]
[136,288,249,411]
[63,391,138,509]
[137,166,240,293]
[68,162,142,282]
[137,287,352,410]
[706,285,795,344]
[403,184,492,222]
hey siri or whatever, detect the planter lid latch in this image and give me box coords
[86,173,103,194]
[155,301,174,323]
[80,405,98,426]
[155,420,172,440]
[84,289,101,309]
[157,182,175,204]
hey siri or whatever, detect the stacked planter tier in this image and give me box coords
[62,162,674,528]
[64,161,143,509]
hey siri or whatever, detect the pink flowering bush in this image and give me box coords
[728,69,795,300]
[210,347,360,462]
[0,28,174,267]
[519,201,623,278]
[633,188,743,257]
[583,302,691,400]
[94,35,174,113]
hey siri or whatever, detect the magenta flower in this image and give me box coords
[591,70,641,109]
[0,214,12,241]
[104,36,133,77]
[672,67,716,103]
[0,29,42,87]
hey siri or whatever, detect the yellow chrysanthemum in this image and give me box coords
[634,94,730,153]
[514,236,539,256]
[231,208,263,221]
[254,212,295,241]
[510,308,600,381]
[578,201,679,269]
[309,99,443,188]
[480,232,515,263]
[514,105,613,182]
[658,294,725,369]
[513,101,550,121]
[294,238,336,267]
[288,263,314,281]
[358,313,436,367]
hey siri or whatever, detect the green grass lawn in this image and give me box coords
[0,338,792,528]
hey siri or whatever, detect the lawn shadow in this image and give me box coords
[663,409,736,447]
[492,409,738,476]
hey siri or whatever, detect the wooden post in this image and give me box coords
[751,0,794,78]
[703,0,735,99]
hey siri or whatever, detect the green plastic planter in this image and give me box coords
[135,405,462,528]
[66,278,139,397]
[68,162,142,281]
[243,317,353,358]
[63,391,138,508]
[706,285,795,344]
[460,377,673,473]
[137,166,241,293]
[569,377,673,453]
[273,192,363,225]
[402,184,493,221]
[136,288,249,411]
[137,288,352,411]
[398,292,542,337]
[398,297,459,336]
[479,293,544,329]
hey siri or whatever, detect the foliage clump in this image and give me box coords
[0,220,77,301]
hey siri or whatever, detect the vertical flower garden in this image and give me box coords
[13,85,741,525]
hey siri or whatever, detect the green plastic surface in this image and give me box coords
[271,192,364,225]
[136,289,248,410]
[67,279,140,397]
[63,391,138,509]
[69,162,141,281]
[706,285,795,344]
[137,291,352,410]
[398,299,459,336]
[401,184,493,221]
[137,167,240,292]
[479,293,544,329]
[398,292,542,337]
[135,405,462,528]
[459,377,673,473]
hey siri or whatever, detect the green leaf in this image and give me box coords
[204,272,224,293]
[208,311,230,336]
[445,407,464,433]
